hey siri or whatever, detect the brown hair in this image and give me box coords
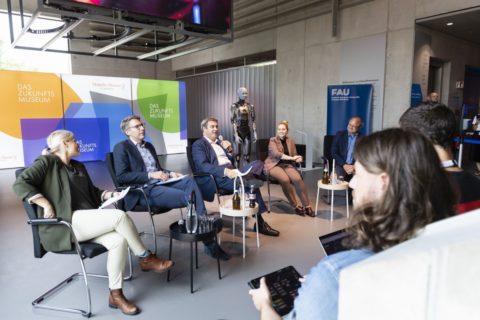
[120,115,142,133]
[345,128,456,252]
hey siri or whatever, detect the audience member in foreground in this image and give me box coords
[399,103,480,213]
[249,128,456,320]
[263,120,314,217]
[13,130,173,315]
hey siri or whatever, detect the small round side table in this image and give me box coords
[167,221,222,293]
[314,180,349,221]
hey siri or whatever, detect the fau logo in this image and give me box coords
[331,88,350,96]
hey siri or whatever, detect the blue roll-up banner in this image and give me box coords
[327,84,373,135]
[411,83,423,107]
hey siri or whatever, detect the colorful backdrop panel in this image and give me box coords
[0,70,64,168]
[61,74,133,160]
[132,78,187,154]
[0,71,188,168]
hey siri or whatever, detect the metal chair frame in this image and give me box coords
[17,168,133,318]
[105,152,183,254]
[28,218,133,318]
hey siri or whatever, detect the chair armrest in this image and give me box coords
[28,218,63,225]
[192,172,213,178]
[115,185,143,191]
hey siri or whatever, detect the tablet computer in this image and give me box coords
[319,229,349,256]
[248,265,302,316]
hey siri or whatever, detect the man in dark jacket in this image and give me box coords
[331,116,363,181]
[192,117,279,237]
[113,115,230,260]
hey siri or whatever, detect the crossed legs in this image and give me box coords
[269,165,310,208]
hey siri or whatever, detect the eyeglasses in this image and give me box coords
[128,123,145,130]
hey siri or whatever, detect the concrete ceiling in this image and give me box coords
[416,6,480,45]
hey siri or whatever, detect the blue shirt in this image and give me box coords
[346,134,358,165]
[285,249,374,320]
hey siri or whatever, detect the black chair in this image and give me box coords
[323,134,335,171]
[15,168,132,318]
[105,152,183,254]
[256,138,303,213]
[186,142,233,207]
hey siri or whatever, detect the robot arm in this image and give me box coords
[231,103,241,144]
[250,104,257,143]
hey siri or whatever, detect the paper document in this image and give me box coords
[144,174,188,187]
[99,186,130,209]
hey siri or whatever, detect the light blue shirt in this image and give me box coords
[134,141,157,173]
[346,134,358,165]
[285,249,374,320]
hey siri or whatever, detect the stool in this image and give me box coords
[167,221,222,293]
[314,180,349,221]
[219,201,259,258]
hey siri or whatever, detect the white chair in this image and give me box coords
[339,209,480,320]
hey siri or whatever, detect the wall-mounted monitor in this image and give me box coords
[43,0,232,34]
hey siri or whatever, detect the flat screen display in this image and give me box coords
[49,0,231,33]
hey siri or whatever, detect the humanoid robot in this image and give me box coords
[231,87,257,166]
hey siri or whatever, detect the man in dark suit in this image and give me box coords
[113,115,230,260]
[331,116,363,181]
[192,117,279,237]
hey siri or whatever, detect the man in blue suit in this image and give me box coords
[113,115,230,260]
[331,116,363,181]
[192,117,279,237]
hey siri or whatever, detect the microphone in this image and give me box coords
[218,135,224,141]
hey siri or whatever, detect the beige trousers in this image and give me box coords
[72,209,146,289]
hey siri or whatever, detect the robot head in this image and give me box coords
[237,87,248,101]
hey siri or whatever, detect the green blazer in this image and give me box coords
[13,155,103,252]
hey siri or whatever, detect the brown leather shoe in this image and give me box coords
[304,206,316,217]
[139,254,174,273]
[109,289,140,315]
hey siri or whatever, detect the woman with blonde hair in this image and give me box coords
[13,130,173,316]
[263,121,314,216]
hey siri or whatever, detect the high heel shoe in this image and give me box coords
[294,205,305,216]
[304,206,315,217]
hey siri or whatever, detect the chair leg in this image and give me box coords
[167,237,173,282]
[267,180,271,213]
[32,256,93,317]
[190,242,194,294]
[215,234,222,280]
[149,213,157,254]
[242,216,246,258]
[255,214,260,248]
[218,213,222,245]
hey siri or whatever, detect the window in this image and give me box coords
[0,11,71,73]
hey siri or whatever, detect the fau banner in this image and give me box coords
[327,84,373,135]
[411,84,423,107]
